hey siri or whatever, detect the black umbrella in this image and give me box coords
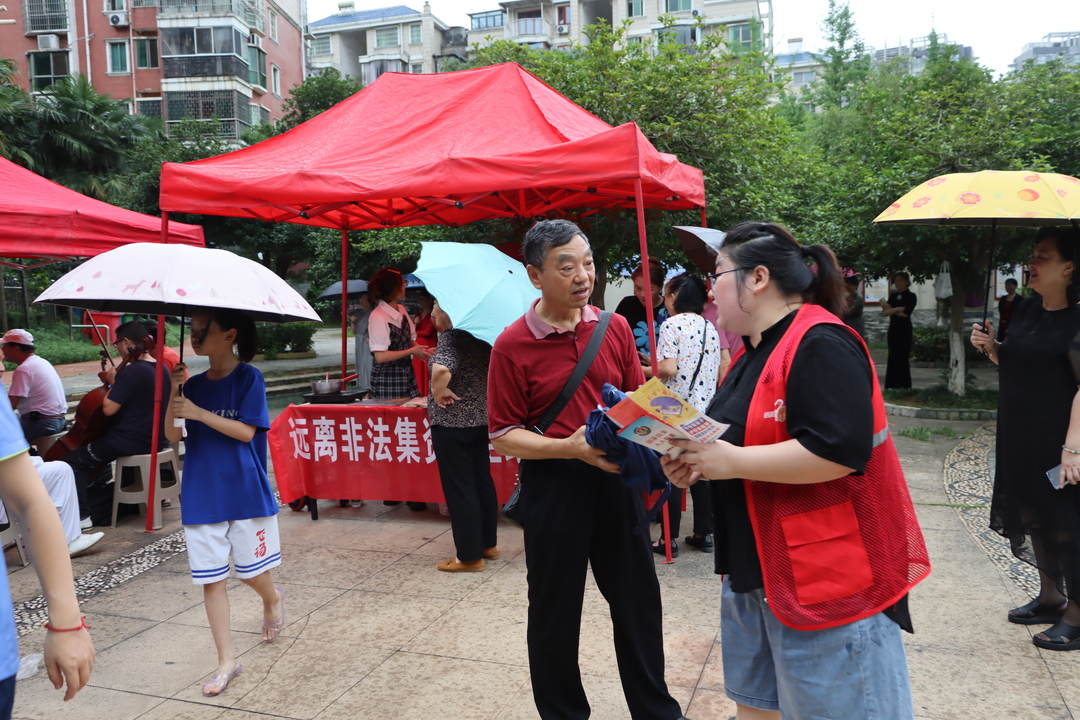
[672,226,727,275]
[316,279,369,302]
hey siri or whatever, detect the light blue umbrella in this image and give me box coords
[413,242,540,346]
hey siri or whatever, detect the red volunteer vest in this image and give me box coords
[730,304,930,630]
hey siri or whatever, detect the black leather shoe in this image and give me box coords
[406,501,428,511]
[683,534,713,553]
[652,539,678,558]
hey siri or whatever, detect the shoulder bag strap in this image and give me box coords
[531,311,613,435]
[685,315,709,393]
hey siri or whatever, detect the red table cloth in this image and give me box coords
[268,404,519,505]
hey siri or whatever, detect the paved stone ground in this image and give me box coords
[9,342,1078,719]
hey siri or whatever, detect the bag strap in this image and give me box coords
[532,311,613,435]
[685,315,709,394]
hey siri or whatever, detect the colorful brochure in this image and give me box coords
[604,378,729,458]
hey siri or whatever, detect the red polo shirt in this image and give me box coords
[488,301,644,441]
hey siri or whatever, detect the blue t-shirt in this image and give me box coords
[180,363,276,526]
[0,385,28,680]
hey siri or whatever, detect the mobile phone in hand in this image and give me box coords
[1048,465,1063,490]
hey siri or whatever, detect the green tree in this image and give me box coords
[809,0,871,110]
[280,66,362,131]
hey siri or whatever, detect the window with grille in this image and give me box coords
[28,51,69,90]
[269,10,277,42]
[24,0,68,32]
[107,41,129,73]
[409,23,421,44]
[310,36,331,55]
[165,90,250,137]
[135,38,159,69]
[136,98,162,117]
[470,10,503,30]
[375,26,399,48]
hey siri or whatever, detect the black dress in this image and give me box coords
[884,290,917,389]
[993,297,1080,600]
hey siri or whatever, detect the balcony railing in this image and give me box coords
[163,54,249,80]
[158,0,263,32]
[23,0,68,32]
[508,17,549,39]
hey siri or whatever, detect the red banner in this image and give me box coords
[268,404,519,504]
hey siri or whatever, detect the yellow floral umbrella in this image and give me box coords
[874,170,1080,330]
[873,170,1080,226]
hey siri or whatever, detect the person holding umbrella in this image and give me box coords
[165,308,284,697]
[971,226,1080,652]
[659,222,929,719]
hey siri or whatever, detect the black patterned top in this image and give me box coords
[427,329,491,428]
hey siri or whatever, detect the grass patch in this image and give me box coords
[883,384,998,409]
[897,426,933,441]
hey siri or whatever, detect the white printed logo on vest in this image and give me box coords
[763,398,786,423]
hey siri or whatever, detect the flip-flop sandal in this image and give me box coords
[202,664,242,697]
[1033,621,1080,651]
[262,585,286,642]
[1008,598,1068,625]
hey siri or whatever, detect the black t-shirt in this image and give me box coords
[614,295,668,355]
[105,359,170,455]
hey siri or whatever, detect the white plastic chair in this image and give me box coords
[0,522,29,567]
[111,447,181,530]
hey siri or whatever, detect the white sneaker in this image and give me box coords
[80,517,93,531]
[68,532,104,557]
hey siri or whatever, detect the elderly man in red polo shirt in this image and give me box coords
[489,219,689,720]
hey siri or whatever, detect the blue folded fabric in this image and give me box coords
[586,383,672,532]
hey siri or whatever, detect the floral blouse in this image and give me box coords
[657,312,721,412]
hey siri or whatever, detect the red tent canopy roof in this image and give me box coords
[160,63,705,229]
[0,158,205,261]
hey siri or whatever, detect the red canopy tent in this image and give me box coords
[0,157,204,267]
[159,62,706,554]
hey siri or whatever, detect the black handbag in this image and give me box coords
[502,311,613,528]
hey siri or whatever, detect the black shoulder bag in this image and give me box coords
[502,311,613,528]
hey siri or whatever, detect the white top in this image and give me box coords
[657,313,721,412]
[9,354,67,417]
[367,300,416,351]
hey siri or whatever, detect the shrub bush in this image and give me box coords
[2,325,102,370]
[256,323,316,359]
[909,326,983,364]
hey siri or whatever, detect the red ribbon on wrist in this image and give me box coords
[43,616,91,632]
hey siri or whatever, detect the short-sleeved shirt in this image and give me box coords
[489,302,644,440]
[368,301,416,352]
[180,363,276,526]
[657,313,721,412]
[8,354,67,416]
[106,359,170,456]
[614,295,668,355]
[707,310,874,592]
[428,329,491,428]
[0,385,28,680]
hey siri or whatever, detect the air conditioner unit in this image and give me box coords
[248,33,262,47]
[108,11,129,26]
[691,9,699,16]
[557,24,568,34]
[37,34,60,50]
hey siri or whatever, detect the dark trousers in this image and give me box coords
[885,320,913,389]
[0,672,13,720]
[519,458,683,720]
[63,438,125,520]
[660,481,713,539]
[20,415,65,444]
[430,424,497,562]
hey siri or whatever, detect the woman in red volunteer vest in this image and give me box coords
[660,222,930,720]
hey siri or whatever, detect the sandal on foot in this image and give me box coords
[202,664,242,697]
[1033,621,1080,651]
[437,557,485,572]
[482,547,500,560]
[1008,598,1067,625]
[262,585,285,642]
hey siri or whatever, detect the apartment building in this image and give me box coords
[466,0,772,54]
[0,0,304,137]
[1011,31,1080,73]
[308,2,467,82]
[773,37,818,97]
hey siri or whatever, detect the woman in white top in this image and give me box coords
[653,272,722,557]
[367,268,432,400]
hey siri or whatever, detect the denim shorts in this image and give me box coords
[720,578,914,720]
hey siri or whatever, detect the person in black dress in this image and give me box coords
[881,272,917,389]
[971,226,1080,652]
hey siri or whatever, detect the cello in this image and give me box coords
[43,319,155,462]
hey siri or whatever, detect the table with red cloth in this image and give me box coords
[268,403,518,517]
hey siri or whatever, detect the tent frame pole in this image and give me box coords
[341,227,349,382]
[634,180,673,563]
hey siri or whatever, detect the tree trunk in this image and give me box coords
[19,269,30,326]
[0,269,8,332]
[947,275,968,396]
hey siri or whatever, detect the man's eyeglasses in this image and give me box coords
[708,267,748,282]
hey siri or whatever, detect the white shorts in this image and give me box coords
[184,516,282,585]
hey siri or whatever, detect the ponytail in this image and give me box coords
[209,308,258,363]
[722,222,848,319]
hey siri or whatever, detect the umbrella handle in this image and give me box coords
[172,382,186,429]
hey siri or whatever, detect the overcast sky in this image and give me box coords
[307,0,1077,77]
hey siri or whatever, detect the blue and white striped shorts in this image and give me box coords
[184,516,282,585]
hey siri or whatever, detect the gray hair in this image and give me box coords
[522,219,589,270]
